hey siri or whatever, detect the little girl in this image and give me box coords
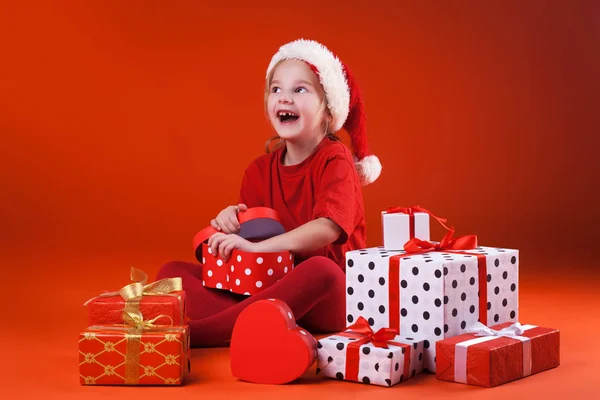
[157,38,382,347]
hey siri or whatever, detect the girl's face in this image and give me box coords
[267,60,328,144]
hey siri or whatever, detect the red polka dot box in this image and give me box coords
[192,207,294,296]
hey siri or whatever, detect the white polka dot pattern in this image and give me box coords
[345,245,519,372]
[200,244,295,296]
[316,333,425,386]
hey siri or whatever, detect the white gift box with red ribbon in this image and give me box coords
[382,207,430,251]
[193,207,294,296]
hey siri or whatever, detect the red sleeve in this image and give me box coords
[238,159,264,208]
[312,156,360,245]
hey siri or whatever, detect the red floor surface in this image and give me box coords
[4,253,597,399]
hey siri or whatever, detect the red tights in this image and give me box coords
[156,256,346,347]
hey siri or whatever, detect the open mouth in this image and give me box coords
[277,111,299,124]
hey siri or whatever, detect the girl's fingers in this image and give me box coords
[210,219,221,231]
[216,215,232,234]
[211,233,226,256]
[228,214,241,231]
[218,237,233,261]
[223,239,238,261]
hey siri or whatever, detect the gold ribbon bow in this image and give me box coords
[83,267,182,310]
[122,309,174,333]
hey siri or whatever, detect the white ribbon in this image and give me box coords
[454,322,537,384]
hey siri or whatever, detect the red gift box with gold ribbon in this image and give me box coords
[78,310,191,386]
[317,317,425,387]
[436,321,560,387]
[84,267,187,326]
[193,207,294,296]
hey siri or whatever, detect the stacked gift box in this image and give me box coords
[79,268,191,386]
[330,205,560,387]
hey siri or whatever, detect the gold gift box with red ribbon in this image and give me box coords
[84,268,187,326]
[78,311,191,386]
[193,207,294,296]
[316,317,425,387]
[436,321,560,387]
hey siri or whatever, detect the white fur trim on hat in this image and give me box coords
[355,155,382,186]
[266,39,350,132]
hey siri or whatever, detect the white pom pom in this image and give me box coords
[355,155,382,185]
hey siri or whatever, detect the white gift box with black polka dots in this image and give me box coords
[345,246,519,372]
[381,211,430,251]
[316,334,425,387]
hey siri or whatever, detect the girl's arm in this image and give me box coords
[253,217,342,253]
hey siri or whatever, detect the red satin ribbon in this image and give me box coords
[403,227,478,254]
[340,317,411,383]
[385,205,452,234]
[395,228,489,325]
[388,228,481,331]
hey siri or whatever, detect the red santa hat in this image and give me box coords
[266,38,382,186]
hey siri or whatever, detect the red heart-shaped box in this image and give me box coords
[192,207,295,296]
[230,299,317,384]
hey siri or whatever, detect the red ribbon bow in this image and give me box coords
[404,226,478,254]
[343,316,399,348]
[385,205,452,232]
[338,317,411,383]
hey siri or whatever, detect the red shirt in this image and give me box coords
[238,137,367,272]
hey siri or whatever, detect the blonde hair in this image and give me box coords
[263,60,341,154]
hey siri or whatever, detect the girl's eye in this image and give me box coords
[295,87,307,93]
[271,87,281,93]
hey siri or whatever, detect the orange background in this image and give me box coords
[1,1,598,398]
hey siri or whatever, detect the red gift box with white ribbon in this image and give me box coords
[436,321,560,387]
[192,207,294,296]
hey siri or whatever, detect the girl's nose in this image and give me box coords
[278,91,293,104]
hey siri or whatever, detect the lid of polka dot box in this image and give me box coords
[193,207,285,261]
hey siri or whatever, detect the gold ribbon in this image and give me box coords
[122,309,174,384]
[88,309,176,385]
[83,267,183,316]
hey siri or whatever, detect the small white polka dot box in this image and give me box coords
[381,206,431,250]
[78,324,191,385]
[345,234,519,373]
[316,316,425,387]
[436,321,560,387]
[193,207,294,296]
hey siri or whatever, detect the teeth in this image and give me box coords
[278,111,297,117]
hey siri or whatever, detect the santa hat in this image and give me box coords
[266,38,382,186]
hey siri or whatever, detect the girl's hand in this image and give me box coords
[210,203,248,234]
[208,232,256,262]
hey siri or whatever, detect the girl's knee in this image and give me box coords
[297,256,340,272]
[294,256,345,287]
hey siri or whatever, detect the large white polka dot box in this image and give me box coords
[345,235,519,373]
[193,207,294,296]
